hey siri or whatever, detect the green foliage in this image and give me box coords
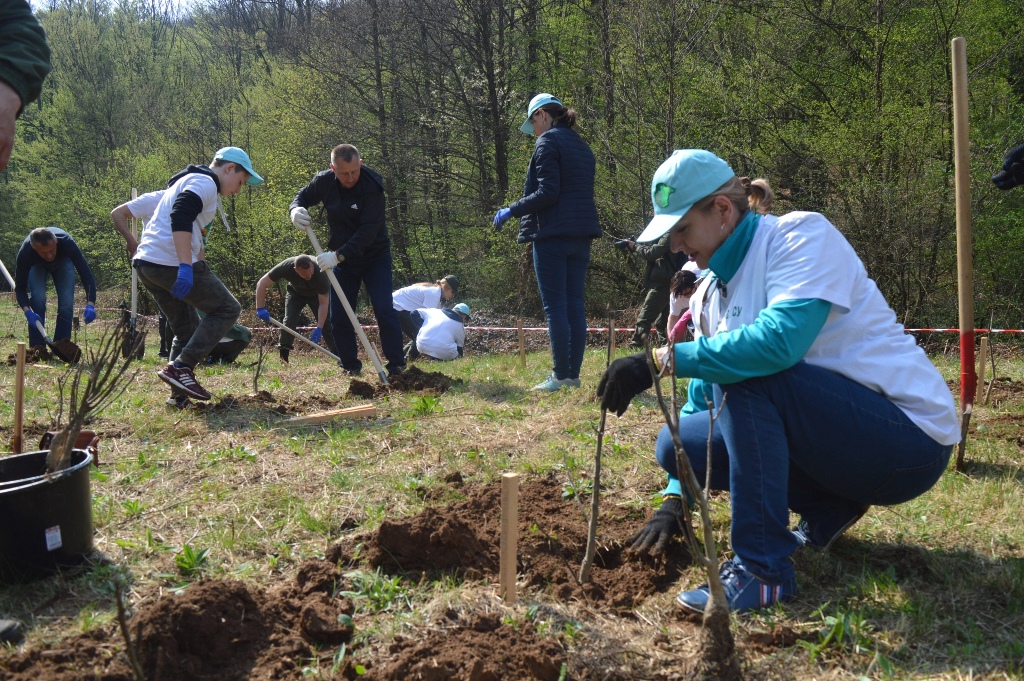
[340,569,411,614]
[175,544,212,577]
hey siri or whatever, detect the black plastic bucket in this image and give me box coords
[0,449,94,584]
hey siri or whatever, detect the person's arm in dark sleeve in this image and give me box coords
[290,175,323,212]
[457,345,464,358]
[337,191,386,261]
[64,239,97,303]
[0,0,52,114]
[508,137,561,217]
[170,190,203,234]
[633,238,670,263]
[13,243,32,309]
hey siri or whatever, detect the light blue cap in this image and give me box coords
[214,146,264,186]
[520,93,562,134]
[452,303,471,320]
[636,149,735,242]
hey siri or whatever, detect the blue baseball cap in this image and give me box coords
[636,150,735,243]
[214,146,264,186]
[520,93,562,134]
[453,303,471,320]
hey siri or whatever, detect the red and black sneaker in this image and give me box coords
[157,363,212,401]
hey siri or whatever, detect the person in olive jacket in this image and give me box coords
[0,0,52,172]
[615,232,686,347]
[494,93,601,392]
[289,144,405,376]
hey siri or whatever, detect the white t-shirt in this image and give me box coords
[393,284,442,312]
[710,212,959,446]
[134,175,219,267]
[415,308,465,361]
[669,261,702,316]
[126,190,164,222]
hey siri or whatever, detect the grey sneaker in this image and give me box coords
[531,375,575,392]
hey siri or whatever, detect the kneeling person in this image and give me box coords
[255,255,333,362]
[407,303,471,361]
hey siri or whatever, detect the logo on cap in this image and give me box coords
[654,183,675,209]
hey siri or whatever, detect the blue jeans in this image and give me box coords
[329,249,405,374]
[27,259,76,345]
[654,362,952,584]
[532,237,592,380]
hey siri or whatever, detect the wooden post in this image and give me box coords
[975,336,988,404]
[952,36,974,471]
[12,343,26,455]
[609,315,616,356]
[499,473,519,605]
[517,318,526,367]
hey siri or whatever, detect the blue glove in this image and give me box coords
[170,263,194,300]
[24,308,42,328]
[310,327,323,343]
[256,307,271,323]
[83,303,96,324]
[493,207,512,230]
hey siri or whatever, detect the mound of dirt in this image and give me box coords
[5,346,48,365]
[196,391,290,414]
[349,365,463,398]
[362,476,690,609]
[50,339,82,363]
[0,559,353,681]
[363,612,565,681]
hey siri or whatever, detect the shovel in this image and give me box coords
[265,316,340,361]
[34,319,81,364]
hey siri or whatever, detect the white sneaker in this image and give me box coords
[531,375,579,392]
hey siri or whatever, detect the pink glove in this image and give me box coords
[669,309,693,342]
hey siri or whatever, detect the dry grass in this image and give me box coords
[1,308,1023,679]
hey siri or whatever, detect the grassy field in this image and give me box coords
[0,304,1023,680]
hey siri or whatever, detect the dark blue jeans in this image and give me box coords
[27,259,76,345]
[654,361,952,584]
[328,249,405,374]
[532,236,592,380]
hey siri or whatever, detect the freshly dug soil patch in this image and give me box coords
[50,339,82,364]
[363,475,690,609]
[363,612,565,681]
[0,559,353,681]
[206,391,289,414]
[349,365,463,398]
[5,346,48,365]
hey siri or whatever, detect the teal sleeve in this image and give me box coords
[682,377,712,415]
[662,475,682,498]
[672,298,831,384]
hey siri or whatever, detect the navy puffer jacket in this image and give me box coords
[509,124,601,243]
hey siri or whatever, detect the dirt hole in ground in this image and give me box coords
[349,365,463,398]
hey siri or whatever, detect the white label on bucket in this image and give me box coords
[45,526,63,552]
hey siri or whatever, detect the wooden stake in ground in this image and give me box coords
[11,342,26,455]
[285,405,376,425]
[976,336,988,404]
[499,473,519,605]
[517,318,526,367]
[952,35,975,472]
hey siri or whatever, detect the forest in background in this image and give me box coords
[2,0,1024,328]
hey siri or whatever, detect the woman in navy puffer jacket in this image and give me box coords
[494,93,601,391]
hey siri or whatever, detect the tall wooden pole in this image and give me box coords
[12,343,26,455]
[952,36,975,471]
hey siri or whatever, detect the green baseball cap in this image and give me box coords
[453,303,471,320]
[636,149,735,242]
[520,93,562,135]
[214,146,264,186]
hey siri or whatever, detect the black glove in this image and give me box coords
[992,143,1024,189]
[628,495,686,556]
[614,239,632,251]
[596,352,653,416]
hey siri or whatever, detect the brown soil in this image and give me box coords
[360,475,690,609]
[50,339,82,364]
[5,346,46,365]
[349,365,464,398]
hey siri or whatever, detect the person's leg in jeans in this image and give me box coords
[49,258,76,342]
[564,237,591,380]
[361,251,405,373]
[654,362,952,585]
[26,265,49,347]
[398,310,421,342]
[329,263,365,373]
[533,239,570,380]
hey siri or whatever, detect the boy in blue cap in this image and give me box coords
[130,147,263,402]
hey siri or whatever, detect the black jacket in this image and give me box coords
[291,166,389,262]
[509,124,601,243]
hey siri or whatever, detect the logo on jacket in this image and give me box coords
[654,183,675,209]
[350,203,358,210]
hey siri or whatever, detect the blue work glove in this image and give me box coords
[493,207,512,230]
[24,308,42,328]
[256,307,271,323]
[310,327,323,343]
[83,303,96,324]
[170,263,194,300]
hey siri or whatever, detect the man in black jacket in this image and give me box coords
[289,144,405,376]
[617,232,684,348]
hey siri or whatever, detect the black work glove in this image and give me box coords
[628,495,686,556]
[614,239,632,251]
[993,143,1024,189]
[596,352,654,416]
